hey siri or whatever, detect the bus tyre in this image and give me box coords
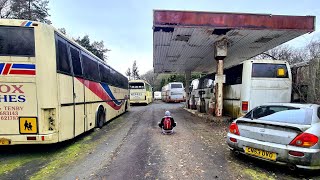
[125,101,128,112]
[96,107,105,129]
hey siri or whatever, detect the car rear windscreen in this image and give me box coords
[129,82,144,89]
[248,106,313,125]
[171,84,182,89]
[0,26,35,56]
[252,63,288,78]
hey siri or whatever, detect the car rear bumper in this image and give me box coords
[227,133,320,169]
[0,133,59,145]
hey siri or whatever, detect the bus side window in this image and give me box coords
[114,72,120,87]
[56,37,71,74]
[109,69,116,86]
[82,53,100,82]
[225,64,243,85]
[69,46,83,77]
[99,64,110,84]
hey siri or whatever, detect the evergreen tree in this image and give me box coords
[75,35,110,62]
[9,0,51,24]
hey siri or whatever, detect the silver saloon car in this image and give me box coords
[227,103,320,170]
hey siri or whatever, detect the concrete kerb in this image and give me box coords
[183,108,232,125]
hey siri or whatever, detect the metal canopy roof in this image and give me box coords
[153,10,315,73]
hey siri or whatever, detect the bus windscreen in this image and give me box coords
[129,82,144,89]
[252,63,288,78]
[0,26,35,56]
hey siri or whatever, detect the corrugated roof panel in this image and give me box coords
[154,31,172,46]
[167,40,185,57]
[188,28,212,47]
[153,11,315,73]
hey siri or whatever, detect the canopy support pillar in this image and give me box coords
[214,38,227,117]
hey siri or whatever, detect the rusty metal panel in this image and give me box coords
[154,10,315,32]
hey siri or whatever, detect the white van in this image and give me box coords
[154,91,162,100]
[161,82,185,102]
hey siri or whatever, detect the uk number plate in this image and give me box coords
[245,147,276,161]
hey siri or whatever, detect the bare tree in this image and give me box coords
[125,68,131,80]
[254,45,306,64]
[132,60,140,80]
[141,70,156,87]
[306,39,320,60]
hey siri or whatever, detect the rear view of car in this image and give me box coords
[227,103,320,170]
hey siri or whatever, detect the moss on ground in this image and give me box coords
[243,168,275,180]
[30,134,96,180]
[0,116,126,179]
[0,156,34,175]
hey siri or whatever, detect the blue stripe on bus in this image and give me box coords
[0,63,4,74]
[100,83,122,106]
[12,64,35,69]
[25,21,32,27]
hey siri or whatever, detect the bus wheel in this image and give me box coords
[125,101,128,112]
[96,107,105,128]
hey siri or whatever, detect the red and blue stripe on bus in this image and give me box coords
[0,63,36,75]
[21,21,33,27]
[77,78,124,110]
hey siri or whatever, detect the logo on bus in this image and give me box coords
[0,84,26,102]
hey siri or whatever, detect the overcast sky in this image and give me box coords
[49,0,320,75]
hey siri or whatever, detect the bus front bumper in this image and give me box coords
[0,133,59,145]
[130,100,147,104]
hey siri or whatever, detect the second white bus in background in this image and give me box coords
[189,59,292,118]
[161,82,186,103]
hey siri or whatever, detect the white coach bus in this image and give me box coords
[193,59,292,118]
[0,19,129,145]
[161,82,186,103]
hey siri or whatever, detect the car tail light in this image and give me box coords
[229,122,240,135]
[230,137,237,142]
[289,133,318,148]
[241,101,248,112]
[289,151,304,157]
